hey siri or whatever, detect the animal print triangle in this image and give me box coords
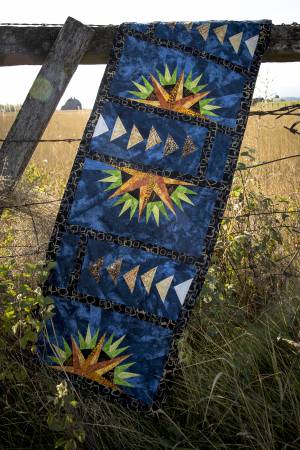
[89,257,104,283]
[106,258,123,284]
[146,126,162,151]
[164,134,179,156]
[182,136,196,157]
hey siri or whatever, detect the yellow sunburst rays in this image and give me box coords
[52,334,131,391]
[108,165,194,221]
[130,71,210,118]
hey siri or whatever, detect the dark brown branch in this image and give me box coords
[0,23,299,66]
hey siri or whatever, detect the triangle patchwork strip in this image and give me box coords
[93,114,109,138]
[213,24,228,44]
[146,126,162,151]
[229,31,243,54]
[197,23,210,41]
[174,278,193,305]
[156,275,174,302]
[110,116,127,141]
[245,35,259,57]
[123,265,140,293]
[127,125,144,149]
[106,258,122,284]
[140,266,158,294]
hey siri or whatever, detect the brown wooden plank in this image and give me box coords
[0,17,94,194]
[0,23,299,65]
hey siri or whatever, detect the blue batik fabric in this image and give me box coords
[39,20,271,411]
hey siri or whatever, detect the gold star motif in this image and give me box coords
[52,335,130,391]
[108,165,194,221]
[129,71,210,118]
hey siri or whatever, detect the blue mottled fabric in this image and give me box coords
[39,20,271,411]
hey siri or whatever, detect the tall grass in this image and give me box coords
[0,105,299,449]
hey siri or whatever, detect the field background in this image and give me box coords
[1,102,299,200]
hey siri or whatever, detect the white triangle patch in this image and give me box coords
[174,278,193,305]
[110,116,127,141]
[93,114,109,138]
[229,31,243,54]
[156,275,174,302]
[245,35,259,57]
[197,23,210,41]
[214,24,228,44]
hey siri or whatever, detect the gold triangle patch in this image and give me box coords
[197,23,210,41]
[182,136,196,157]
[164,134,179,156]
[145,126,162,151]
[106,258,122,284]
[214,24,228,44]
[123,265,140,293]
[89,257,104,283]
[229,31,243,54]
[110,116,127,141]
[156,275,174,302]
[127,125,144,149]
[183,22,193,32]
[140,267,158,294]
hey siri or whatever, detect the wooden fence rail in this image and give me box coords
[0,23,300,65]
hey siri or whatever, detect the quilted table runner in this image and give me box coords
[40,20,271,411]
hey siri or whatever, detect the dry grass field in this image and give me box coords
[1,102,299,199]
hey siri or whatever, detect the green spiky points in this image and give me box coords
[156,64,178,86]
[78,325,99,350]
[108,185,196,225]
[99,169,122,191]
[128,76,154,99]
[103,333,129,358]
[184,70,207,94]
[112,193,139,219]
[49,338,72,364]
[146,201,169,226]
[113,362,139,387]
[170,185,197,211]
[199,98,222,117]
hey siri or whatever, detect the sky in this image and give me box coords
[1,0,299,109]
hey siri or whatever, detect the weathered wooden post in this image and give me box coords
[0,17,94,197]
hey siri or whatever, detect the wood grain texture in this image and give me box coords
[0,24,300,65]
[0,17,94,193]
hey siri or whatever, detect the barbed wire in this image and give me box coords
[0,22,108,27]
